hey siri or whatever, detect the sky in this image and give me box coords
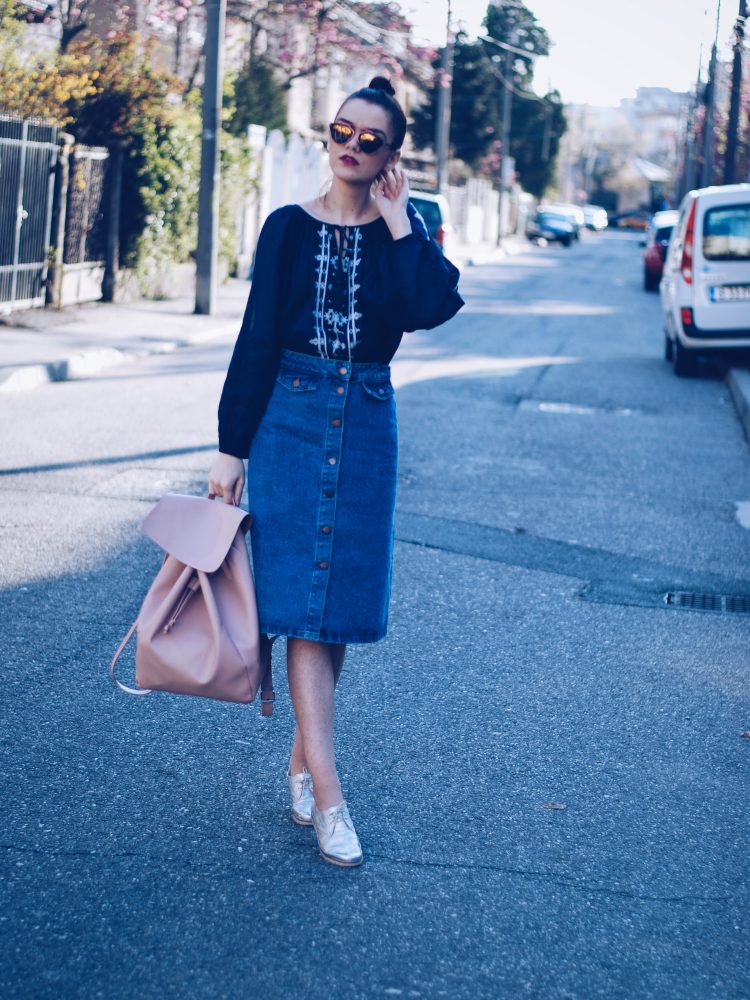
[402,0,738,106]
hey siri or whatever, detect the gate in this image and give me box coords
[0,115,58,311]
[59,144,109,305]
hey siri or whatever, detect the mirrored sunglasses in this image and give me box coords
[328,121,391,155]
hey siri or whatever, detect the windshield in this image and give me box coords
[410,199,442,230]
[703,204,750,261]
[655,226,674,243]
[538,213,568,224]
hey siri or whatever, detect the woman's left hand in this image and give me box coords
[374,167,411,238]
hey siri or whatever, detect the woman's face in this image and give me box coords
[328,98,400,186]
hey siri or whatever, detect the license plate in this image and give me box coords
[709,284,750,302]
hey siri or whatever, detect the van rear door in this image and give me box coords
[694,195,750,332]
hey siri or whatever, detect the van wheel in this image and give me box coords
[644,268,658,291]
[673,338,696,377]
[664,332,673,361]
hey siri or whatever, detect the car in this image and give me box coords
[408,192,454,255]
[541,202,583,239]
[583,205,608,231]
[660,183,750,375]
[642,209,679,291]
[609,209,651,230]
[526,210,575,247]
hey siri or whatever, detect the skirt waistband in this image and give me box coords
[279,348,391,381]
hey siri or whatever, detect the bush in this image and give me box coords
[128,100,202,295]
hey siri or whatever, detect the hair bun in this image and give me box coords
[368,76,396,97]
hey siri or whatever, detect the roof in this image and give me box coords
[634,158,671,183]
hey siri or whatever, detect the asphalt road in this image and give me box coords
[1,231,749,999]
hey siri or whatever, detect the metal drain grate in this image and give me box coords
[665,591,750,614]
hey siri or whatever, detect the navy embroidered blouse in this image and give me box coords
[218,201,464,458]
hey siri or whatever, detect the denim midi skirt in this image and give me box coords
[247,349,398,644]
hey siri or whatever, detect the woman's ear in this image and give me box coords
[386,149,401,169]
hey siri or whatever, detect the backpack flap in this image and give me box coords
[141,493,251,572]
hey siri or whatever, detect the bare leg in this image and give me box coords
[287,637,346,810]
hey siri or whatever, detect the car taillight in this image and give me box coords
[680,200,696,284]
[681,307,694,332]
[434,224,445,246]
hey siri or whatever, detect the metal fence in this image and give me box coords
[0,115,58,310]
[63,145,109,266]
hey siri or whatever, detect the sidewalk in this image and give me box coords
[452,233,527,268]
[0,280,250,393]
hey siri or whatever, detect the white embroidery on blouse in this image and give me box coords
[345,228,362,357]
[310,224,362,360]
[312,224,332,359]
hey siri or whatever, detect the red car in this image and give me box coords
[643,210,679,291]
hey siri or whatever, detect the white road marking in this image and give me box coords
[734,501,750,529]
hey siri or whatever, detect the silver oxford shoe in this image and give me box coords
[288,770,314,826]
[311,801,363,867]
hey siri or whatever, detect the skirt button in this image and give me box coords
[292,377,301,387]
[321,525,331,534]
[328,457,337,465]
[336,386,345,395]
[318,561,329,570]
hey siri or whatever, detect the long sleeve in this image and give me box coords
[217,208,291,458]
[389,202,465,332]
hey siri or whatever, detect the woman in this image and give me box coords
[209,76,464,868]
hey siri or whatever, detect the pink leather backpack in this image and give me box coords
[110,493,274,713]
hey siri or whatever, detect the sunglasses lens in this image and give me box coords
[358,132,384,153]
[329,123,352,144]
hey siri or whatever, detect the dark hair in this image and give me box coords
[338,76,407,151]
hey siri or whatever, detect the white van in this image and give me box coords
[661,183,750,375]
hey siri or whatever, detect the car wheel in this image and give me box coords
[561,235,571,247]
[644,268,658,292]
[664,332,673,361]
[672,337,696,377]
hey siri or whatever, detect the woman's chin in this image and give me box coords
[330,164,377,186]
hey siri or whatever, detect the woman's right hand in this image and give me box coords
[208,452,245,505]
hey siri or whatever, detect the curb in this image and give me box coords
[0,322,236,395]
[727,367,750,444]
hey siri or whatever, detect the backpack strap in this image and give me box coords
[259,635,278,717]
[109,620,153,696]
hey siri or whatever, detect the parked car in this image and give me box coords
[408,192,454,255]
[526,210,575,247]
[642,209,679,291]
[660,183,750,375]
[609,209,651,230]
[583,205,608,231]
[541,202,583,239]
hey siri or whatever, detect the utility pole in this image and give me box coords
[435,0,454,195]
[195,0,226,315]
[701,1,721,188]
[724,0,747,183]
[496,41,513,245]
[680,56,702,198]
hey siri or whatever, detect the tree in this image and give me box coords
[508,89,566,198]
[411,33,499,168]
[411,1,566,197]
[228,54,288,136]
[228,0,408,89]
[483,0,551,88]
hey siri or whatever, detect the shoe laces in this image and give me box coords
[326,804,353,834]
